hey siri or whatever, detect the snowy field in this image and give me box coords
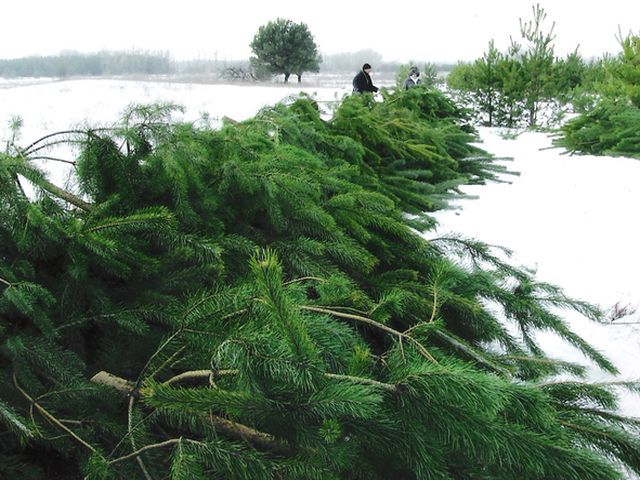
[1,78,638,421]
[0,78,353,187]
[432,129,640,420]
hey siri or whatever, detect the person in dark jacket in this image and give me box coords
[403,66,422,90]
[352,63,379,94]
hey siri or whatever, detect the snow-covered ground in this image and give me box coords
[0,80,347,129]
[1,78,638,420]
[0,78,351,187]
[433,128,640,419]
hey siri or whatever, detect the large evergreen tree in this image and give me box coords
[1,89,639,479]
[250,18,321,83]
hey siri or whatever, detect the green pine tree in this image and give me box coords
[250,18,321,83]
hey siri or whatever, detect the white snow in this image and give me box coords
[1,78,638,422]
[0,79,351,188]
[433,128,640,419]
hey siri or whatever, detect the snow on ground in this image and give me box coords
[433,127,640,419]
[0,78,350,131]
[1,79,638,420]
[0,78,351,188]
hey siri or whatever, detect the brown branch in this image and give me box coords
[403,283,438,338]
[402,322,422,336]
[91,370,153,477]
[162,369,398,393]
[163,369,238,386]
[91,370,293,455]
[21,129,93,154]
[91,371,135,393]
[36,386,98,403]
[28,156,76,165]
[59,419,84,426]
[182,328,219,336]
[9,141,86,221]
[38,177,92,211]
[206,414,291,454]
[20,128,115,155]
[429,330,512,377]
[85,217,162,234]
[13,374,96,452]
[89,370,148,468]
[108,438,204,465]
[301,305,402,337]
[314,305,370,316]
[109,438,180,465]
[429,283,438,323]
[26,139,87,156]
[538,380,640,389]
[324,373,398,393]
[93,368,398,456]
[128,396,153,480]
[558,419,625,442]
[14,173,27,198]
[282,276,326,286]
[500,355,572,365]
[0,277,12,288]
[300,305,438,364]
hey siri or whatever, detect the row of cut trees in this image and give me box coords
[1,87,640,479]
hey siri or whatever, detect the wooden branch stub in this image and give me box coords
[91,370,293,455]
[91,371,135,393]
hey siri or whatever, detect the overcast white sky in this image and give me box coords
[1,0,638,63]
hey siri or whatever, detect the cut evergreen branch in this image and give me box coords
[555,32,640,157]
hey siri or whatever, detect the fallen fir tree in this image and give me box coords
[1,88,639,479]
[554,98,640,158]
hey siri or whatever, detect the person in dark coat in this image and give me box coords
[352,63,379,94]
[403,66,422,90]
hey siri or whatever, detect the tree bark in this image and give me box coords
[90,370,292,455]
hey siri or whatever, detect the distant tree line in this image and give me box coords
[0,50,173,78]
[0,48,455,82]
[321,50,455,74]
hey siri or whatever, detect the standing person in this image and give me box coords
[403,66,422,89]
[352,63,379,94]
